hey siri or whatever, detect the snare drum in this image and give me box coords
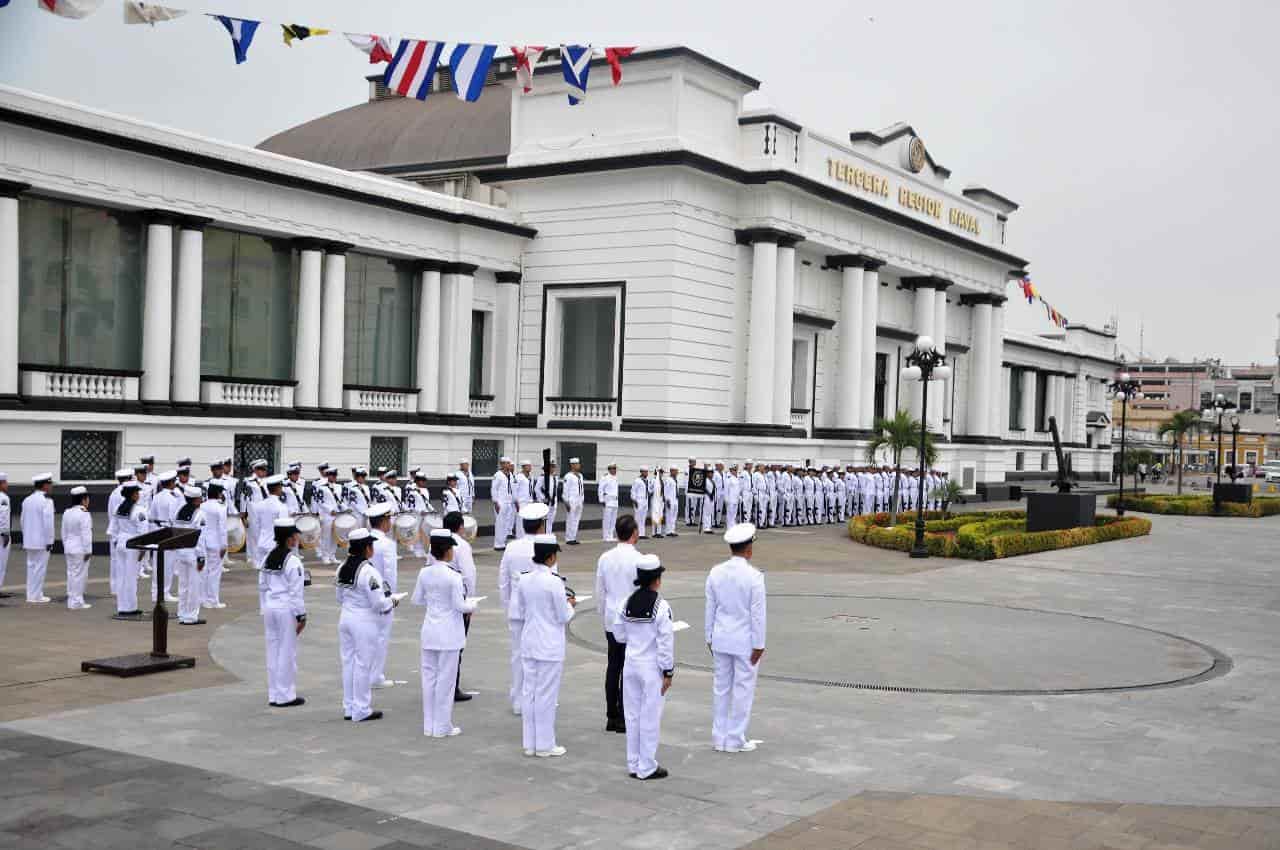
[333,511,360,548]
[393,513,421,545]
[226,514,246,554]
[295,514,321,550]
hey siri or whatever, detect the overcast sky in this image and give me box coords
[3,0,1277,365]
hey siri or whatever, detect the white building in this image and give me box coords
[0,47,1116,493]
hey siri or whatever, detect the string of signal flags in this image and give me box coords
[13,0,639,105]
[1017,276,1070,330]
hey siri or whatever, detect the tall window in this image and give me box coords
[471,439,502,478]
[18,198,143,370]
[1009,368,1025,429]
[560,297,616,397]
[558,441,598,480]
[1240,391,1253,411]
[470,310,487,397]
[874,353,888,421]
[233,434,279,478]
[1034,372,1049,431]
[369,436,406,473]
[791,338,811,410]
[61,430,120,481]
[344,252,415,387]
[202,229,297,381]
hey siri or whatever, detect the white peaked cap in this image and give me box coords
[348,528,372,542]
[273,517,296,529]
[183,486,202,498]
[365,503,392,518]
[70,485,87,496]
[251,459,269,469]
[499,456,512,464]
[264,474,286,486]
[723,522,757,545]
[519,502,550,521]
[115,468,132,479]
[34,473,54,483]
[158,471,177,483]
[533,533,558,545]
[520,459,531,466]
[639,465,649,471]
[429,528,453,540]
[569,457,580,464]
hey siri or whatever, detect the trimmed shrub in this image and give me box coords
[1107,494,1280,518]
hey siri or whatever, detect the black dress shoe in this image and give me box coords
[278,697,306,708]
[629,773,638,779]
[357,711,384,722]
[639,767,669,780]
[268,702,280,707]
[343,715,351,720]
[179,619,207,625]
[454,691,473,702]
[667,532,679,538]
[566,540,580,546]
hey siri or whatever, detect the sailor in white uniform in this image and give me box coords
[282,463,307,515]
[712,463,726,527]
[112,484,148,616]
[441,474,464,514]
[613,554,675,780]
[682,458,698,527]
[499,502,548,714]
[365,502,399,689]
[562,458,585,545]
[598,464,619,542]
[491,456,515,550]
[199,482,229,609]
[442,511,477,702]
[21,473,55,603]
[534,460,561,532]
[259,517,307,708]
[700,465,717,534]
[61,486,93,610]
[739,462,754,527]
[511,533,576,757]
[251,476,290,567]
[404,470,435,559]
[631,467,652,539]
[724,463,741,530]
[457,459,476,513]
[513,461,533,539]
[705,523,768,753]
[595,513,641,732]
[335,529,397,721]
[0,472,12,597]
[412,528,478,737]
[662,466,680,537]
[172,486,207,625]
[344,467,372,527]
[313,465,343,565]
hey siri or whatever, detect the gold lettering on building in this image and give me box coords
[825,156,984,238]
[826,158,890,198]
[948,207,981,236]
[897,186,943,220]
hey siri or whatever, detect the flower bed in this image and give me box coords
[1106,494,1280,518]
[848,510,1152,560]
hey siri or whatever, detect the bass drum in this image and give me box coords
[333,512,360,548]
[226,514,246,554]
[393,513,421,545]
[295,515,321,550]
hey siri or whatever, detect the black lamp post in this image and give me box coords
[901,335,951,559]
[1229,414,1241,481]
[1204,394,1236,512]
[1107,373,1142,516]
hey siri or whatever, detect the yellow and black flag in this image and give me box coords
[282,24,330,45]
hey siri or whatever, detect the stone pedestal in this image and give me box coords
[1213,483,1253,505]
[1027,492,1097,531]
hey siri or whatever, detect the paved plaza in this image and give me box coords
[2,510,1280,849]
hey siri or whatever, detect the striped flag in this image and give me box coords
[212,15,259,64]
[604,46,636,85]
[123,1,185,24]
[344,33,394,64]
[560,44,592,105]
[282,24,330,46]
[449,43,497,102]
[38,0,104,18]
[384,39,444,100]
[511,45,545,93]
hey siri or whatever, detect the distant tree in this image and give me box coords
[866,409,937,525]
[1158,409,1205,495]
[939,478,965,519]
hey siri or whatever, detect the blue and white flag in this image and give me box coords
[449,43,497,102]
[384,39,444,100]
[213,15,259,64]
[560,44,592,105]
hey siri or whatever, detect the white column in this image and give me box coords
[989,299,1006,437]
[451,266,476,414]
[859,262,882,428]
[1044,375,1058,434]
[292,242,323,409]
[773,242,798,426]
[1020,370,1036,434]
[907,281,936,423]
[744,239,777,424]
[140,214,175,403]
[415,263,442,413]
[170,222,207,404]
[0,183,24,398]
[318,247,348,410]
[437,272,458,416]
[1060,376,1073,437]
[493,272,521,417]
[969,300,993,436]
[835,261,864,429]
[932,286,949,433]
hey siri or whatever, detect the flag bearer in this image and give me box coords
[613,553,675,780]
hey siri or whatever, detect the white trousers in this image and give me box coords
[601,506,618,541]
[372,609,393,684]
[757,497,769,528]
[565,502,584,542]
[25,549,48,602]
[508,619,524,710]
[1,538,10,589]
[712,651,758,750]
[741,495,753,526]
[701,496,715,532]
[495,503,516,548]
[663,501,678,536]
[151,552,175,601]
[318,516,336,562]
[114,540,140,613]
[65,553,89,608]
[420,648,461,736]
[175,556,201,622]
[634,506,648,538]
[521,657,563,753]
[623,662,665,778]
[339,612,380,720]
[547,504,559,533]
[264,607,298,704]
[202,550,224,606]
[725,498,739,530]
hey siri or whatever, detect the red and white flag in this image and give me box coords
[604,46,636,85]
[38,0,103,18]
[344,32,394,64]
[511,45,545,93]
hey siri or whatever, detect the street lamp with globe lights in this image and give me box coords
[1229,413,1241,481]
[1108,372,1143,516]
[1203,393,1237,512]
[901,335,950,558]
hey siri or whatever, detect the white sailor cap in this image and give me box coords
[324,465,338,475]
[115,468,132,479]
[177,465,191,475]
[352,466,368,476]
[348,528,372,543]
[639,464,649,472]
[251,459,269,470]
[459,458,470,465]
[519,502,549,522]
[724,522,757,546]
[532,533,560,554]
[176,456,192,467]
[33,472,54,485]
[210,461,223,470]
[317,462,330,472]
[140,455,155,463]
[745,458,754,465]
[158,471,177,483]
[520,459,532,467]
[634,553,664,585]
[499,456,512,464]
[287,462,302,473]
[273,516,297,529]
[264,474,286,486]
[607,462,617,468]
[133,464,148,473]
[69,485,87,496]
[364,502,393,519]
[413,469,428,480]
[569,457,580,464]
[429,528,453,540]
[729,462,739,469]
[183,486,202,499]
[0,472,6,483]
[408,466,420,476]
[383,469,398,478]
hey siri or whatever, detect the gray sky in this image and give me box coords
[3,0,1277,365]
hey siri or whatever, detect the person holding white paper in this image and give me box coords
[705,523,767,753]
[612,554,675,780]
[412,529,478,738]
[336,529,398,722]
[365,503,398,689]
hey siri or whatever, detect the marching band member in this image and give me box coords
[663,466,680,538]
[241,460,271,564]
[61,486,93,610]
[712,462,726,527]
[106,468,131,600]
[562,458,585,545]
[251,475,290,567]
[700,464,716,534]
[374,469,403,513]
[336,528,397,722]
[457,459,475,514]
[492,456,515,550]
[260,517,307,708]
[404,470,434,559]
[513,461,533,539]
[441,474,464,515]
[724,463,741,531]
[599,463,619,542]
[282,463,306,515]
[511,532,576,758]
[739,462,754,527]
[613,554,675,780]
[344,467,372,526]
[365,503,399,689]
[314,466,343,566]
[534,459,560,532]
[199,483,229,609]
[631,466,652,539]
[499,502,548,714]
[412,528,478,738]
[148,471,180,602]
[706,523,767,754]
[113,483,147,616]
[595,514,640,734]
[442,511,476,702]
[173,486,206,626]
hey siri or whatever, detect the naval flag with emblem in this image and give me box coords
[560,44,593,104]
[511,45,545,93]
[384,39,444,100]
[282,24,330,45]
[123,1,185,24]
[38,0,104,18]
[604,47,636,85]
[212,15,260,64]
[449,43,497,102]
[344,33,394,64]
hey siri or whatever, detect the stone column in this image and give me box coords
[140,211,176,403]
[968,299,993,436]
[415,262,443,414]
[450,265,476,415]
[493,271,522,418]
[738,232,777,425]
[1020,369,1036,434]
[932,285,950,434]
[292,239,325,409]
[169,218,211,404]
[318,244,350,410]
[827,256,864,430]
[0,181,28,399]
[989,297,1007,437]
[773,240,800,426]
[859,260,884,428]
[1044,375,1058,435]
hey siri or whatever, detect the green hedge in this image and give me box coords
[1106,494,1280,518]
[849,510,1152,560]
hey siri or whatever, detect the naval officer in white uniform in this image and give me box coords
[613,553,675,781]
[21,473,55,603]
[510,533,576,757]
[412,528,478,738]
[705,522,767,753]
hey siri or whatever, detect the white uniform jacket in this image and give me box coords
[599,474,619,508]
[612,596,675,673]
[371,531,399,594]
[60,505,92,556]
[259,552,307,619]
[20,491,54,549]
[450,533,477,597]
[412,561,477,651]
[498,537,536,616]
[336,561,394,617]
[198,500,228,555]
[562,472,584,508]
[511,564,574,662]
[705,556,767,656]
[594,542,641,635]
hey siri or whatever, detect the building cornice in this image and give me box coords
[825,254,886,271]
[734,227,804,247]
[0,179,31,198]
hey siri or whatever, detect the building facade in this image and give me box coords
[0,48,1117,490]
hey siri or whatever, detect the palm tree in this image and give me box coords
[866,409,937,524]
[939,478,965,519]
[1158,409,1203,495]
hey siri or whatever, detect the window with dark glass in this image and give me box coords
[18,198,143,370]
[558,441,598,480]
[1009,368,1025,429]
[470,310,487,397]
[791,338,810,410]
[471,439,502,478]
[344,253,415,388]
[560,297,616,398]
[1034,372,1049,431]
[202,229,297,381]
[233,434,279,478]
[874,353,888,421]
[60,430,120,481]
[1240,391,1253,411]
[369,436,406,473]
